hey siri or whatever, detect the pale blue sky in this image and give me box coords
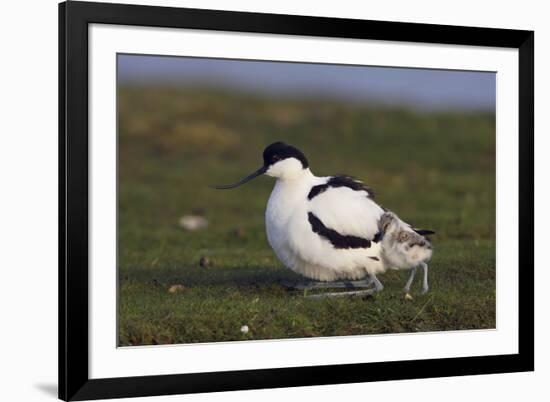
[118,54,496,111]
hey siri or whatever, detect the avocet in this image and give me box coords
[215,142,434,298]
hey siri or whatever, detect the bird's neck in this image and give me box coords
[269,168,316,211]
[276,167,315,184]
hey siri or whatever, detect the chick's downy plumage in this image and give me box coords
[377,211,433,271]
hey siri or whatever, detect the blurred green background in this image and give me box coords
[117,57,496,346]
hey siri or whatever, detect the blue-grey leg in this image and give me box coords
[404,266,417,293]
[420,262,429,294]
[306,289,377,299]
[280,278,373,290]
[304,275,381,299]
[369,273,384,292]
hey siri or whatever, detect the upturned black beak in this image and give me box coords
[211,166,267,189]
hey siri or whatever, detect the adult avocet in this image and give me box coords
[214,142,434,298]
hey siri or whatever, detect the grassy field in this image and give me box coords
[118,86,496,346]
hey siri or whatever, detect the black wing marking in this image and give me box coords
[308,212,372,249]
[308,175,375,200]
[307,184,328,200]
[413,229,436,236]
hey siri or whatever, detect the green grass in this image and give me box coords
[117,86,496,346]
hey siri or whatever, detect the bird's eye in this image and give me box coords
[398,232,410,242]
[272,155,281,162]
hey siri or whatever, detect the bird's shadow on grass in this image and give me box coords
[121,265,303,289]
[34,383,57,398]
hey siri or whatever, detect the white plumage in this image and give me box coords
[215,142,434,295]
[265,167,385,281]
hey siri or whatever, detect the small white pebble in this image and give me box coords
[178,215,208,231]
[404,293,414,301]
[168,284,185,294]
[240,325,249,334]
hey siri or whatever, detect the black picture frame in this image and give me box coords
[59,1,534,400]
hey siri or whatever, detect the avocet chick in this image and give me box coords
[377,211,434,296]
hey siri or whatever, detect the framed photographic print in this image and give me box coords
[59,1,534,400]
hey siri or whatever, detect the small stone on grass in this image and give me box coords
[233,227,246,239]
[168,284,185,294]
[178,215,208,231]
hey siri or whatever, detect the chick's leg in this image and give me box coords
[420,262,429,294]
[404,266,417,293]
